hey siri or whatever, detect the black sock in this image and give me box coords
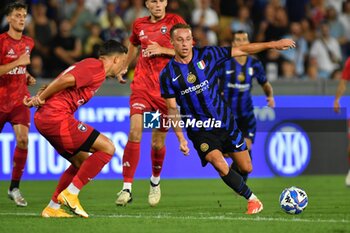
[221,169,252,199]
[9,180,20,191]
[230,162,248,182]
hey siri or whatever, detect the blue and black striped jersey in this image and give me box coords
[160,46,234,131]
[218,56,267,117]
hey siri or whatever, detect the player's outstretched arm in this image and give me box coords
[165,98,190,156]
[231,39,296,57]
[334,79,347,113]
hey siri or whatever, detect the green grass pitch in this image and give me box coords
[0,176,349,233]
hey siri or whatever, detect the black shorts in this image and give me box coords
[187,127,247,167]
[235,112,257,143]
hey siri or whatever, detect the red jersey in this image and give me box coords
[36,58,106,120]
[0,33,34,113]
[342,57,350,81]
[129,13,185,96]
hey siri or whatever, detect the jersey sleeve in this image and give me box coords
[254,59,268,85]
[173,14,186,24]
[342,58,350,81]
[129,20,140,46]
[208,46,231,65]
[160,67,176,98]
[66,60,95,88]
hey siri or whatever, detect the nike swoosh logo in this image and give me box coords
[172,74,181,82]
[236,142,245,148]
[226,70,234,75]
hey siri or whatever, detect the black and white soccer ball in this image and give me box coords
[279,186,308,214]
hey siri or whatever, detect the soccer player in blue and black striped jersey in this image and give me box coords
[160,24,295,214]
[218,31,275,182]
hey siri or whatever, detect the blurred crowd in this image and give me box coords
[0,0,349,80]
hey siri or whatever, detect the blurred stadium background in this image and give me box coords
[0,0,349,232]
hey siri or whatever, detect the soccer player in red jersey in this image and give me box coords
[333,57,350,186]
[115,0,186,207]
[23,40,128,218]
[0,2,35,207]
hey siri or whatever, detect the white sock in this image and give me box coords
[123,182,132,191]
[48,200,60,209]
[150,175,160,185]
[248,193,258,201]
[67,183,80,195]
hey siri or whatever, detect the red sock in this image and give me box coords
[122,141,140,183]
[52,165,78,202]
[151,146,166,177]
[11,147,28,181]
[72,151,112,190]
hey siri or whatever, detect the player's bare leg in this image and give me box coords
[42,152,88,218]
[207,150,262,214]
[149,129,167,206]
[58,134,114,218]
[8,124,28,207]
[116,114,143,206]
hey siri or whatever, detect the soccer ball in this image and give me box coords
[279,186,308,214]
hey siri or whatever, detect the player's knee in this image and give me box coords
[128,127,142,142]
[151,140,165,150]
[16,135,28,148]
[104,139,116,155]
[239,163,252,174]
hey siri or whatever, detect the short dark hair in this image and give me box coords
[5,2,27,16]
[98,40,128,57]
[170,23,192,38]
[232,30,248,39]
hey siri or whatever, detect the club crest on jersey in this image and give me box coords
[25,46,30,54]
[160,26,167,34]
[200,143,209,152]
[78,123,88,132]
[238,72,245,82]
[187,73,197,83]
[197,60,206,70]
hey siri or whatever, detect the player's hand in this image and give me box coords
[116,68,128,84]
[17,52,31,66]
[273,39,296,50]
[266,97,275,108]
[334,99,341,113]
[26,74,36,86]
[144,40,163,57]
[23,96,33,107]
[179,138,190,156]
[23,95,45,108]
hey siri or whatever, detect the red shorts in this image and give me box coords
[34,114,100,159]
[0,104,30,132]
[130,90,168,131]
